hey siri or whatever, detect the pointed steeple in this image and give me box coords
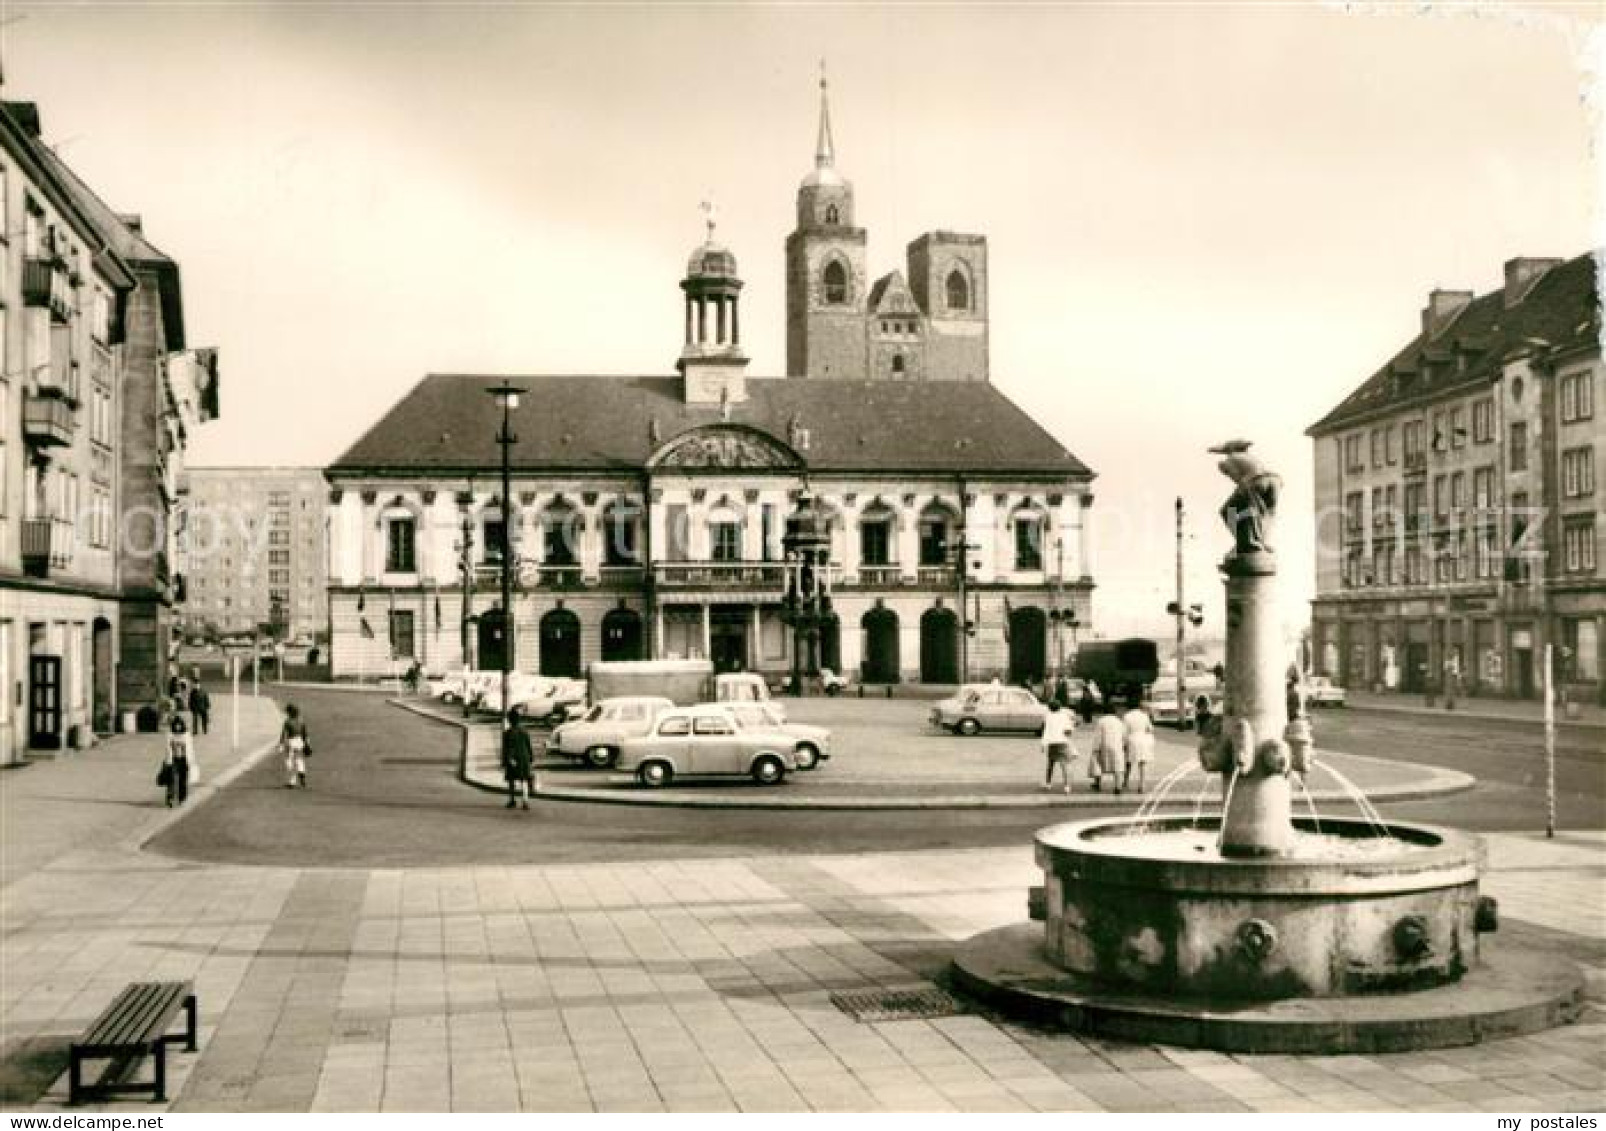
[815,61,835,171]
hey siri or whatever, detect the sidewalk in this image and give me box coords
[1347,688,1606,730]
[0,692,283,889]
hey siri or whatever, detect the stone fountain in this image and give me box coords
[951,443,1583,1053]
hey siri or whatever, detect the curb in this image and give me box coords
[389,698,1477,812]
[1350,698,1606,732]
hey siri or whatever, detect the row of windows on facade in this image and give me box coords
[819,260,972,312]
[1341,515,1597,586]
[1343,450,1597,534]
[379,512,1052,575]
[1340,373,1595,473]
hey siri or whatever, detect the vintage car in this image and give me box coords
[549,696,676,767]
[929,684,1048,736]
[476,676,589,723]
[1305,675,1348,708]
[1149,657,1224,728]
[618,704,801,788]
[429,670,500,704]
[719,700,831,770]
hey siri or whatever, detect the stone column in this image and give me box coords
[1216,550,1293,856]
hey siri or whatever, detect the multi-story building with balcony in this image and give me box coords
[325,86,1095,683]
[1308,252,1602,703]
[177,468,327,642]
[0,98,217,761]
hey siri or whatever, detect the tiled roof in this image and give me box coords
[1308,252,1600,435]
[330,374,1093,479]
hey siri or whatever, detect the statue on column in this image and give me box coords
[1209,440,1281,556]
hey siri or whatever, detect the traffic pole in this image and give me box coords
[1544,644,1556,839]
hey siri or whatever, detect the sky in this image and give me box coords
[3,2,1600,642]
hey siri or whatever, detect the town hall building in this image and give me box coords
[324,81,1095,686]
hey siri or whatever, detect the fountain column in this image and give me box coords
[1200,442,1309,858]
[1217,547,1292,855]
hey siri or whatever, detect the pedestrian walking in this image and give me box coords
[188,682,211,736]
[281,703,312,789]
[1040,699,1076,794]
[502,707,535,810]
[1121,700,1155,793]
[161,716,192,807]
[1090,701,1127,794]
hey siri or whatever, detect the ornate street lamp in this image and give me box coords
[782,483,831,697]
[487,382,525,738]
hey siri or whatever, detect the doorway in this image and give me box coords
[477,608,508,674]
[861,606,900,683]
[600,607,643,662]
[540,608,581,677]
[709,607,748,673]
[920,606,959,684]
[29,655,62,750]
[1008,606,1047,685]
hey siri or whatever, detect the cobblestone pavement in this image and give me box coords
[1,824,1601,1111]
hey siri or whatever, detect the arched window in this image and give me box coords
[824,203,840,225]
[891,354,905,377]
[822,259,848,305]
[946,267,970,311]
[540,502,577,566]
[601,499,639,566]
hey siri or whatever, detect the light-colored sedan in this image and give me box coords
[618,705,801,788]
[929,684,1048,736]
[1305,675,1348,708]
[719,700,831,770]
[549,696,675,768]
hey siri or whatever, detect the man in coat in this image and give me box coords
[502,707,535,810]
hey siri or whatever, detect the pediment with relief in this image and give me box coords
[649,425,803,471]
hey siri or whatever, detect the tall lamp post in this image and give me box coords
[487,383,524,739]
[782,484,831,696]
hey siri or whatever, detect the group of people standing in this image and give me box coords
[1038,695,1154,796]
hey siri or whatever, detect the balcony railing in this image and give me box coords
[654,561,787,590]
[597,564,647,588]
[917,566,957,587]
[22,387,76,448]
[20,517,74,577]
[21,257,72,322]
[1403,451,1428,475]
[855,565,904,587]
[536,565,583,589]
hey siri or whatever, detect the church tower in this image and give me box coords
[785,72,868,379]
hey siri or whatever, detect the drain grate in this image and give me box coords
[829,985,968,1023]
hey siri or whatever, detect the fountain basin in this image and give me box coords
[1037,815,1485,1000]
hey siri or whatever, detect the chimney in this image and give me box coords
[1421,289,1473,340]
[1503,257,1563,308]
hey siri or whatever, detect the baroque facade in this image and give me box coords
[1307,253,1602,703]
[324,87,1093,684]
[0,97,217,760]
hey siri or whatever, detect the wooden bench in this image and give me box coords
[69,981,197,1104]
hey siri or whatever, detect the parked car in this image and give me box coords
[929,684,1048,736]
[1305,675,1347,708]
[550,696,675,767]
[618,704,801,788]
[1150,657,1223,728]
[430,670,500,705]
[719,700,831,770]
[476,676,587,722]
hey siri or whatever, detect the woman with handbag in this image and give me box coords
[161,716,192,807]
